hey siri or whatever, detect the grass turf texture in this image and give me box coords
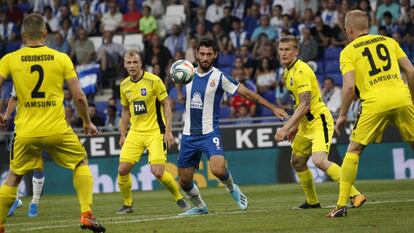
[5,179,414,233]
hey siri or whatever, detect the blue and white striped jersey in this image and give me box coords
[183,67,240,135]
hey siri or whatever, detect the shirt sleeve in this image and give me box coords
[339,49,355,75]
[221,73,240,95]
[155,78,168,101]
[394,39,407,59]
[62,54,77,80]
[295,69,312,94]
[0,53,11,79]
[10,86,16,97]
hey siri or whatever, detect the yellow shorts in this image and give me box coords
[352,104,414,145]
[120,131,166,165]
[292,112,334,157]
[10,129,87,175]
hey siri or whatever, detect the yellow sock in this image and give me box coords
[118,173,133,206]
[326,163,361,197]
[73,165,93,213]
[337,152,360,207]
[159,171,183,202]
[297,169,319,205]
[0,185,18,226]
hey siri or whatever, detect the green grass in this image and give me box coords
[5,179,414,233]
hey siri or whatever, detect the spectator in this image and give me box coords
[164,24,187,57]
[251,15,278,42]
[383,11,401,36]
[398,0,410,24]
[232,67,256,92]
[59,17,76,42]
[185,36,197,65]
[243,4,260,37]
[273,0,295,16]
[239,45,255,79]
[322,77,341,115]
[5,0,23,27]
[331,14,347,47]
[139,5,157,39]
[0,13,18,42]
[252,33,270,59]
[278,14,299,37]
[275,74,293,114]
[50,31,71,54]
[404,6,414,35]
[255,58,276,94]
[321,0,338,28]
[270,4,283,30]
[191,7,211,34]
[296,0,318,19]
[229,18,248,49]
[297,8,315,38]
[76,2,98,36]
[143,0,164,19]
[104,104,120,131]
[299,27,318,62]
[258,0,272,16]
[101,1,122,33]
[70,28,96,65]
[76,103,105,127]
[211,23,231,52]
[347,96,361,120]
[220,6,238,34]
[120,0,141,34]
[311,15,332,49]
[376,0,400,24]
[43,6,59,32]
[97,31,126,72]
[193,22,213,41]
[231,69,256,118]
[205,0,224,24]
[65,106,77,127]
[231,0,251,20]
[64,89,74,109]
[358,0,375,21]
[144,34,172,79]
[168,84,186,123]
[68,0,80,17]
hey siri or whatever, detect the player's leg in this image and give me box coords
[28,168,45,217]
[147,133,190,211]
[177,135,208,215]
[7,188,22,217]
[1,135,41,231]
[117,130,144,214]
[394,104,414,152]
[291,133,320,208]
[46,131,105,232]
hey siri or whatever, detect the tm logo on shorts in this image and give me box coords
[133,100,147,115]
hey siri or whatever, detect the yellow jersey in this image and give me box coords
[0,46,76,137]
[283,59,329,124]
[340,34,412,114]
[120,72,168,134]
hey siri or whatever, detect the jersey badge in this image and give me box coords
[141,88,147,96]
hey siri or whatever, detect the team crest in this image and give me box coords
[141,88,147,96]
[210,80,216,87]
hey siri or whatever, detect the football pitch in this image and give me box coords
[5,179,414,233]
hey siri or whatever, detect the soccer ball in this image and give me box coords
[169,60,195,84]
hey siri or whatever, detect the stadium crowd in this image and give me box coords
[0,0,414,131]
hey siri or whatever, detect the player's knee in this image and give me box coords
[210,166,226,178]
[291,158,306,171]
[151,170,164,179]
[118,169,129,176]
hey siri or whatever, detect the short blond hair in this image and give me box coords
[124,49,141,59]
[345,10,369,31]
[278,35,298,48]
[23,13,46,40]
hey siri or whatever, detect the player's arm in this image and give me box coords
[66,77,98,136]
[274,91,310,142]
[398,57,414,102]
[3,96,17,121]
[119,105,130,147]
[160,97,175,149]
[237,84,288,119]
[335,71,356,135]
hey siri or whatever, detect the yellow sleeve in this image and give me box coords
[62,54,77,80]
[155,78,168,101]
[394,39,407,59]
[0,54,11,79]
[120,85,128,106]
[340,49,355,75]
[296,70,312,94]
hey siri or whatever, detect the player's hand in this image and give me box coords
[287,125,298,142]
[274,126,289,142]
[83,122,99,136]
[0,115,6,128]
[164,131,175,149]
[335,115,348,136]
[273,107,289,120]
[119,134,126,148]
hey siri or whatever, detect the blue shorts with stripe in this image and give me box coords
[177,131,224,168]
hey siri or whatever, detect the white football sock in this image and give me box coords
[186,184,206,208]
[31,177,45,204]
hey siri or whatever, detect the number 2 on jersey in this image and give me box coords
[31,65,45,98]
[361,44,391,76]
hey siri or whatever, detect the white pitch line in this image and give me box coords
[322,199,414,209]
[20,209,266,232]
